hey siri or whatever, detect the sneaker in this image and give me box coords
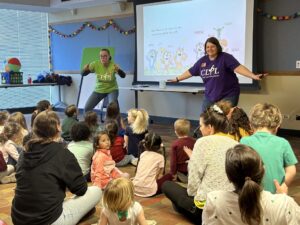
[1,172,16,184]
[130,158,138,166]
[146,220,157,225]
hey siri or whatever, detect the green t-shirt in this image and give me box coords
[240,131,298,193]
[89,60,118,93]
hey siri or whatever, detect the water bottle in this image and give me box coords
[27,75,32,84]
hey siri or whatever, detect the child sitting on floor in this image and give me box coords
[91,131,129,189]
[68,122,93,181]
[30,99,51,127]
[85,111,102,138]
[105,120,137,167]
[133,132,165,197]
[240,103,298,193]
[124,108,149,158]
[163,118,195,183]
[8,112,29,139]
[0,122,24,183]
[105,101,126,136]
[61,104,78,141]
[97,177,156,225]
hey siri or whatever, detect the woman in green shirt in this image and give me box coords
[81,48,126,112]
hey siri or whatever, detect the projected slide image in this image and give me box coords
[141,0,246,76]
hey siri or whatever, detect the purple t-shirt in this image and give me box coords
[189,52,240,102]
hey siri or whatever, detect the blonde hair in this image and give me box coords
[8,112,28,130]
[102,178,134,212]
[128,108,149,134]
[174,118,190,136]
[250,103,282,131]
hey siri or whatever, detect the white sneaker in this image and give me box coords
[130,158,138,166]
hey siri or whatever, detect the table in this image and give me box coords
[120,85,205,108]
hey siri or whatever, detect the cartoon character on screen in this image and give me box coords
[194,42,204,60]
[146,49,158,71]
[174,48,187,70]
[160,49,172,72]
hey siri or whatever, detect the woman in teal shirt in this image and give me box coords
[81,48,126,112]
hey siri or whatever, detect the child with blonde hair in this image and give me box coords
[241,103,298,193]
[124,108,149,158]
[8,112,29,138]
[91,131,129,189]
[98,177,152,225]
[61,104,78,141]
[133,132,165,197]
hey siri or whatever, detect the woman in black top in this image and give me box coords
[12,111,101,225]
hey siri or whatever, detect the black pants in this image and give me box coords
[161,181,202,225]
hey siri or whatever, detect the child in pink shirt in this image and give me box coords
[91,131,129,189]
[133,132,165,197]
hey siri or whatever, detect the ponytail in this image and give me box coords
[131,109,149,134]
[239,177,262,225]
[226,144,264,225]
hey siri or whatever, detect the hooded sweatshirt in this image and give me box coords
[11,142,87,225]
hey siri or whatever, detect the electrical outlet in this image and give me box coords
[282,114,290,119]
[296,60,300,69]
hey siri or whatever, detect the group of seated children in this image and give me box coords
[0,98,299,225]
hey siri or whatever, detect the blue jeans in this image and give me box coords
[84,90,119,113]
[201,95,239,113]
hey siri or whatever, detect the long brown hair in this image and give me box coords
[26,111,60,151]
[226,144,264,225]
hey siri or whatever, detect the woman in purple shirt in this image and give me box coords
[169,37,266,113]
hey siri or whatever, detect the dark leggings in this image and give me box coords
[161,181,202,225]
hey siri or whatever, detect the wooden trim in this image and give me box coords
[53,70,134,74]
[265,71,300,76]
[49,13,133,25]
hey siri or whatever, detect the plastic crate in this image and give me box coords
[1,72,23,84]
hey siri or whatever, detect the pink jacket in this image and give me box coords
[91,149,121,189]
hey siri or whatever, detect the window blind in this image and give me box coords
[0,9,51,109]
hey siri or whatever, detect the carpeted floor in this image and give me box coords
[0,121,300,225]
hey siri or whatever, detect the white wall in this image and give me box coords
[48,2,133,24]
[50,4,300,131]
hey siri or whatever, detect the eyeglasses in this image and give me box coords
[100,55,108,58]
